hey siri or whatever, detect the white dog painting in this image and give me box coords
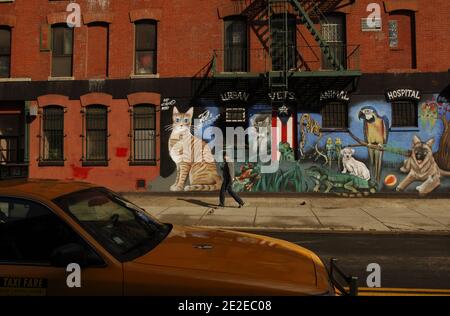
[341,147,371,180]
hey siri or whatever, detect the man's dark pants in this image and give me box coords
[219,178,244,206]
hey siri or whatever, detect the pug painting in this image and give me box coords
[396,135,450,195]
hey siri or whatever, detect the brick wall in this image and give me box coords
[0,0,448,79]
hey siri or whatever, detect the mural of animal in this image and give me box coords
[306,166,377,196]
[335,137,343,170]
[396,135,450,195]
[341,147,371,180]
[249,114,271,159]
[325,138,334,168]
[168,107,222,191]
[233,163,261,192]
[299,114,327,164]
[358,106,390,183]
[279,142,295,161]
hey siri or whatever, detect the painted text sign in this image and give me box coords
[320,90,350,102]
[386,89,421,102]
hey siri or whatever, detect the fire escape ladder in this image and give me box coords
[289,0,343,71]
[268,0,290,104]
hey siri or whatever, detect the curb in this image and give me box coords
[122,191,450,199]
[190,225,450,236]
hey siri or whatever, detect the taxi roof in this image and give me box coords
[0,179,98,201]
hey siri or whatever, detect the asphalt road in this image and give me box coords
[250,231,450,290]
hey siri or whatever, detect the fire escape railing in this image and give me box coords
[210,0,360,76]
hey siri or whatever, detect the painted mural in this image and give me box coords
[167,106,222,192]
[147,90,450,196]
[234,94,449,196]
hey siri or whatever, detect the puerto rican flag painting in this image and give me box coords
[272,112,295,161]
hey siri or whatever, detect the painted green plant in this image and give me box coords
[234,161,309,192]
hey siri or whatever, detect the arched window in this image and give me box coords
[224,16,248,72]
[131,105,156,164]
[84,105,108,164]
[41,106,65,164]
[0,26,11,78]
[134,20,157,75]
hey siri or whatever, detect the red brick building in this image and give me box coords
[0,0,449,194]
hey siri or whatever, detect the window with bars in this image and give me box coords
[85,105,108,164]
[391,101,418,127]
[321,102,348,129]
[225,108,246,123]
[132,105,156,163]
[135,20,157,75]
[0,26,11,78]
[42,106,64,163]
[321,14,347,70]
[51,24,73,77]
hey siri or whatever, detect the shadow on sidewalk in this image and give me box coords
[177,198,219,209]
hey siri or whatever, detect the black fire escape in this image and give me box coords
[192,0,360,107]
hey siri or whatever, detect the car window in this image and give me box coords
[54,188,171,262]
[0,197,102,266]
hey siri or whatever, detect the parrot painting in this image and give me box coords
[358,106,390,183]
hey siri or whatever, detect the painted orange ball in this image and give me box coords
[384,174,398,187]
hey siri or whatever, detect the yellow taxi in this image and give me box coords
[0,179,355,296]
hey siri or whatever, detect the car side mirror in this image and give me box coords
[50,243,88,268]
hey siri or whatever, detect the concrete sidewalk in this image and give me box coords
[123,194,450,233]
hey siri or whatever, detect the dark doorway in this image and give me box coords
[0,102,28,179]
[270,14,297,71]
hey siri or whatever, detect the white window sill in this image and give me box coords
[130,73,160,79]
[0,78,32,82]
[48,76,75,81]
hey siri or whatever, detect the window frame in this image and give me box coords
[270,13,297,71]
[134,20,157,75]
[130,104,157,166]
[320,101,349,130]
[0,26,11,78]
[82,105,109,166]
[0,196,105,267]
[225,107,247,123]
[223,15,248,72]
[321,13,347,70]
[388,20,399,49]
[39,105,65,166]
[391,100,418,128]
[51,24,74,78]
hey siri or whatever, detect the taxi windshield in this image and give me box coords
[53,188,171,261]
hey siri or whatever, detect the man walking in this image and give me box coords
[219,151,245,208]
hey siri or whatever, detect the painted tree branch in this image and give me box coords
[346,130,410,157]
[346,130,385,151]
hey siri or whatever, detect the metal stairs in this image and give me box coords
[289,0,343,71]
